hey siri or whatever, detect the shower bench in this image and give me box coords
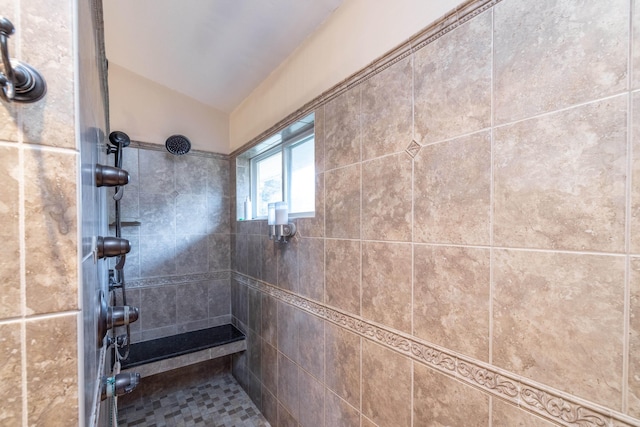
[120,324,246,378]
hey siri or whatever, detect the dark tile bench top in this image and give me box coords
[121,324,245,370]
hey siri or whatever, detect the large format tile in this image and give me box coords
[175,194,207,235]
[494,0,628,124]
[176,281,208,325]
[493,249,624,408]
[325,389,360,427]
[139,193,176,236]
[298,237,324,302]
[174,154,209,196]
[140,285,177,331]
[362,153,412,242]
[0,147,20,318]
[494,97,627,252]
[361,56,413,160]
[277,301,299,363]
[324,87,360,170]
[325,239,360,315]
[325,164,361,239]
[26,314,78,426]
[631,92,640,253]
[413,362,489,427]
[362,241,412,333]
[325,322,361,408]
[362,340,411,427]
[21,0,75,149]
[630,257,640,418]
[175,234,209,275]
[0,322,21,424]
[139,234,176,277]
[277,353,299,420]
[138,149,175,194]
[414,11,492,144]
[414,131,491,245]
[298,369,324,427]
[24,149,78,314]
[492,399,557,427]
[297,309,324,381]
[413,245,490,362]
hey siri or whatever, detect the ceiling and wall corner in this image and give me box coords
[104,0,468,154]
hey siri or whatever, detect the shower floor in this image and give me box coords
[117,373,270,427]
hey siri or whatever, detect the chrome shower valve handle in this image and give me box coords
[0,16,46,103]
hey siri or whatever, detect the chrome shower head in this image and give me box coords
[165,134,191,155]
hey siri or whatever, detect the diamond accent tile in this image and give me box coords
[405,140,421,158]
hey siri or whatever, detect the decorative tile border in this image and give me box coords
[230,0,502,158]
[232,272,640,427]
[130,140,229,160]
[127,271,230,288]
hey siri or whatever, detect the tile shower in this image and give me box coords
[228,0,640,426]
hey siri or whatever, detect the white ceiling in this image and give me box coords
[103,0,344,113]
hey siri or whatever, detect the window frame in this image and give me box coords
[249,127,315,219]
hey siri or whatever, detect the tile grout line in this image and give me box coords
[488,6,496,425]
[623,0,634,415]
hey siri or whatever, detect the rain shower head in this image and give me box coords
[165,134,191,155]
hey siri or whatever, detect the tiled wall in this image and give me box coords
[0,0,104,425]
[111,143,232,343]
[230,0,640,425]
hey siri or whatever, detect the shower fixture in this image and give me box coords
[96,236,131,259]
[0,17,46,103]
[95,164,130,187]
[101,372,140,401]
[165,134,191,155]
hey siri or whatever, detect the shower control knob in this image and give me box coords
[107,305,139,328]
[96,236,131,259]
[101,372,140,401]
[95,164,130,187]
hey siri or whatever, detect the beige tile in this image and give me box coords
[494,96,627,252]
[492,399,557,427]
[278,403,297,427]
[630,257,640,418]
[414,131,491,245]
[325,389,360,427]
[631,92,640,253]
[298,369,324,427]
[261,293,277,347]
[494,0,628,124]
[325,322,361,408]
[297,173,325,238]
[314,105,325,173]
[414,11,492,144]
[21,0,76,148]
[413,245,490,362]
[0,147,20,319]
[277,301,299,363]
[493,250,624,408]
[277,236,298,293]
[634,0,640,89]
[361,56,413,160]
[261,342,278,395]
[362,241,412,333]
[362,153,412,242]
[26,314,78,426]
[413,362,489,427]
[325,239,360,315]
[325,86,360,170]
[326,164,361,239]
[297,309,324,381]
[0,322,22,425]
[278,352,299,420]
[362,340,411,427]
[298,237,324,302]
[24,149,78,314]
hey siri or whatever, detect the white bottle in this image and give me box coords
[244,197,252,221]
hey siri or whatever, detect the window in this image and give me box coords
[247,114,315,219]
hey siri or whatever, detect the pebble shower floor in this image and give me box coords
[117,373,270,427]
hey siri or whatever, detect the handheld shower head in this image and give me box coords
[109,131,131,147]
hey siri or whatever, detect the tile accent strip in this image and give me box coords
[127,271,230,288]
[129,140,229,160]
[232,272,640,427]
[230,0,503,157]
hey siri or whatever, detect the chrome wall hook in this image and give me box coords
[0,16,46,103]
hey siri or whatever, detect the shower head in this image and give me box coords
[165,134,191,155]
[109,131,131,147]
